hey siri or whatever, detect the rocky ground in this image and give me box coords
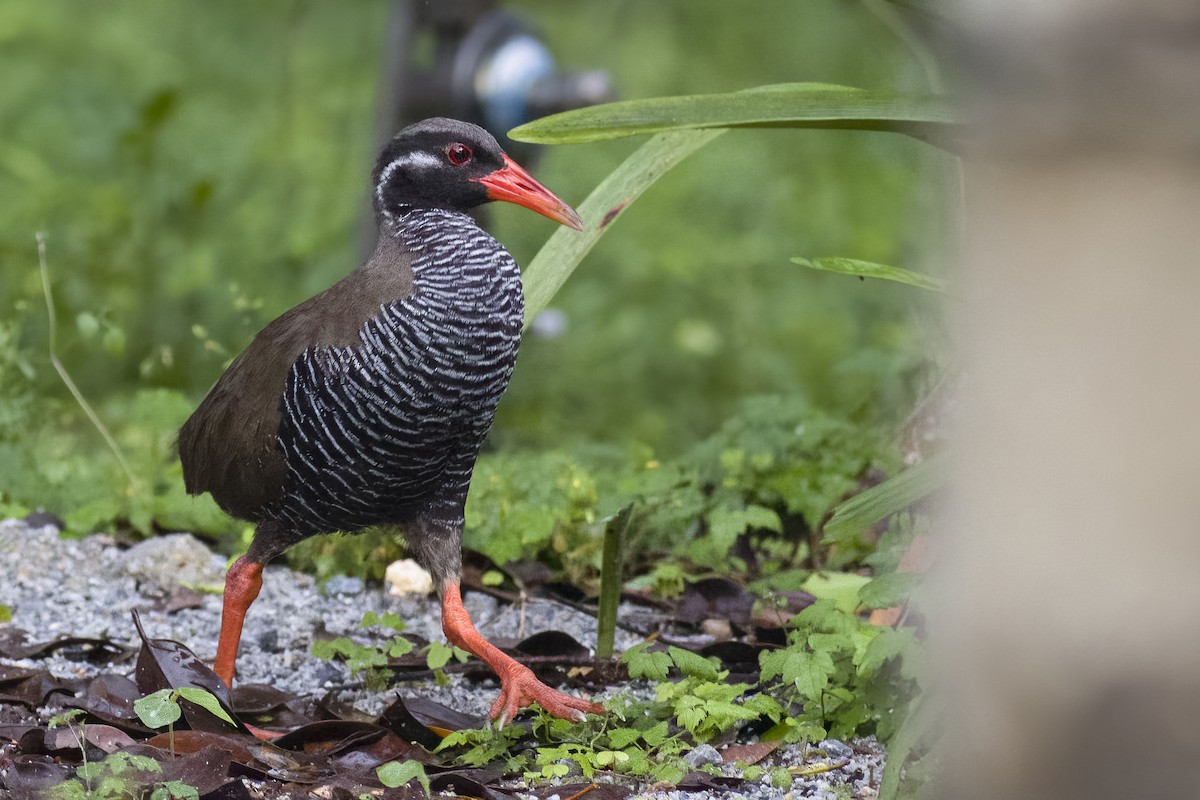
[0,518,886,798]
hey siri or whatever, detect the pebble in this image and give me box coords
[323,575,365,596]
[819,738,855,760]
[683,744,722,768]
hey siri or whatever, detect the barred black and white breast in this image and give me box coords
[268,209,524,536]
[178,208,524,538]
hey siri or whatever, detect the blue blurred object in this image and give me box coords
[377,1,615,163]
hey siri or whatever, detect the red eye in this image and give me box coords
[446,143,473,166]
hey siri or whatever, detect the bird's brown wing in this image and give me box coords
[178,236,415,520]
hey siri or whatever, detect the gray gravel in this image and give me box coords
[0,518,887,798]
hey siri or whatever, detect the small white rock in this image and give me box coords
[385,559,433,597]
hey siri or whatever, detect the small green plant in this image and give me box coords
[133,687,235,755]
[437,725,528,771]
[433,644,784,786]
[429,572,923,791]
[310,611,416,690]
[759,599,920,744]
[47,709,199,799]
[47,750,196,800]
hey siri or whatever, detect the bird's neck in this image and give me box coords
[379,206,525,326]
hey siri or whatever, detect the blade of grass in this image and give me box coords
[37,232,140,494]
[824,454,945,543]
[521,128,724,327]
[792,257,947,293]
[596,505,633,660]
[510,83,958,150]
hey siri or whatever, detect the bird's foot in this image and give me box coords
[490,662,604,727]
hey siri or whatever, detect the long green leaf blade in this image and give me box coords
[792,257,947,292]
[522,128,724,327]
[510,83,957,149]
[824,454,945,542]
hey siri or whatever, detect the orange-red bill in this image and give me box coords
[474,154,584,231]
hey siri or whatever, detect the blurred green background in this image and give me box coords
[0,1,947,546]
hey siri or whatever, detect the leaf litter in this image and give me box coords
[0,520,891,798]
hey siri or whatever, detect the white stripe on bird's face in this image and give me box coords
[376,151,447,213]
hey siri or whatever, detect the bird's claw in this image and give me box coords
[489,664,604,727]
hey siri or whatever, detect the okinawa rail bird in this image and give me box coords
[178,118,602,724]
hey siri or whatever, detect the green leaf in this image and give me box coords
[48,780,86,800]
[706,503,782,544]
[792,599,860,634]
[377,760,430,795]
[856,627,913,677]
[825,455,945,542]
[76,762,105,782]
[387,637,415,658]
[641,720,670,748]
[760,648,833,697]
[151,781,199,800]
[134,689,182,729]
[361,611,406,631]
[769,766,795,789]
[622,642,674,681]
[48,708,85,728]
[510,83,958,149]
[858,571,922,609]
[124,753,162,773]
[801,572,871,614]
[792,257,947,293]
[521,128,724,327]
[675,696,706,733]
[651,760,687,785]
[605,726,642,749]
[175,687,235,725]
[425,640,454,671]
[593,750,629,767]
[667,646,720,682]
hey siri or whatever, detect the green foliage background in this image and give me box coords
[0,1,946,557]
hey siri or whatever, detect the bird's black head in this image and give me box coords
[372,117,582,230]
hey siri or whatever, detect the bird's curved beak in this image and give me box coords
[474,155,584,231]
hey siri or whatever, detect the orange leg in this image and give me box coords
[213,556,264,688]
[440,582,604,726]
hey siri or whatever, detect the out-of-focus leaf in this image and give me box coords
[520,128,724,326]
[801,572,871,614]
[792,257,947,292]
[858,572,922,610]
[824,455,945,543]
[510,83,958,149]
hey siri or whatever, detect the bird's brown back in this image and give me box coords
[178,236,416,520]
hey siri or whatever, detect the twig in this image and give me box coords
[36,232,141,494]
[790,758,850,776]
[562,785,598,800]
